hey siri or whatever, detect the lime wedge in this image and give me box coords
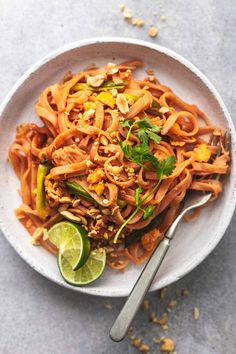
[58,248,106,286]
[48,221,90,270]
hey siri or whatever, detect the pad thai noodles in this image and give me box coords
[8,60,230,275]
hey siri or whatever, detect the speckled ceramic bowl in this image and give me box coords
[0,38,235,297]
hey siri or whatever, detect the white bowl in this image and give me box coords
[0,38,235,297]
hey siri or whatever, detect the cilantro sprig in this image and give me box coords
[113,117,176,243]
[121,117,161,147]
[135,187,155,220]
[120,117,163,174]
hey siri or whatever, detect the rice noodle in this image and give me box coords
[8,60,230,271]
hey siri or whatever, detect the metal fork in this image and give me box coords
[110,133,229,342]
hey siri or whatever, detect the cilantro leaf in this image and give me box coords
[135,117,162,146]
[120,141,148,166]
[136,117,161,133]
[120,117,162,148]
[159,156,176,176]
[137,129,149,146]
[143,205,155,220]
[119,141,131,159]
[121,119,134,128]
[135,187,143,205]
[146,130,162,144]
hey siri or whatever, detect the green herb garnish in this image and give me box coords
[121,117,161,146]
[136,117,162,145]
[143,205,155,220]
[135,187,143,205]
[113,117,176,243]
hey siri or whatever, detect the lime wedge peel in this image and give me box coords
[47,221,90,270]
[47,221,106,286]
[58,248,106,286]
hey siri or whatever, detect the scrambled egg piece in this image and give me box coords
[87,168,106,195]
[84,101,97,111]
[87,168,105,184]
[193,144,211,162]
[96,92,115,108]
[89,182,105,196]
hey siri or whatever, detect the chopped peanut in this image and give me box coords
[116,93,129,114]
[32,227,44,245]
[83,109,95,121]
[168,299,177,309]
[146,68,154,75]
[148,26,158,38]
[159,287,167,299]
[159,106,170,114]
[123,7,132,19]
[181,288,190,296]
[139,343,150,352]
[142,299,150,311]
[153,337,161,344]
[132,338,142,348]
[158,312,168,325]
[107,165,123,174]
[120,3,125,12]
[161,338,175,352]
[194,307,200,320]
[104,303,112,310]
[132,18,145,27]
[87,74,105,87]
[160,15,167,22]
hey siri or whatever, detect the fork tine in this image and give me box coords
[223,131,231,152]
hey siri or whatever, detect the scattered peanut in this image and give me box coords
[161,338,175,352]
[120,3,125,12]
[123,7,132,19]
[159,106,170,114]
[132,18,145,27]
[153,337,161,344]
[59,210,81,223]
[168,299,178,309]
[160,15,167,22]
[181,288,190,296]
[139,343,150,353]
[146,68,154,75]
[148,26,158,38]
[87,74,105,87]
[104,303,112,310]
[194,307,200,320]
[116,94,129,114]
[159,287,167,299]
[142,299,150,311]
[132,338,142,348]
[31,227,44,245]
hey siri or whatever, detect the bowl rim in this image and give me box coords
[0,37,236,297]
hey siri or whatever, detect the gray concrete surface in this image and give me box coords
[0,0,235,353]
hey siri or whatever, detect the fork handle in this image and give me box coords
[109,238,170,342]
